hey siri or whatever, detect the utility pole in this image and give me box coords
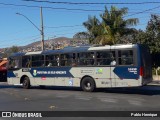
[40,7,44,51]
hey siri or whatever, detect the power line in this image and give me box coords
[43,23,149,42]
[45,27,85,36]
[0,3,158,13]
[44,24,149,38]
[23,0,160,5]
[0,34,40,46]
[44,25,83,29]
[1,28,32,38]
[1,2,160,14]
[0,2,103,12]
[124,5,160,18]
[45,22,148,28]
[0,36,41,48]
[44,15,157,30]
[46,31,80,37]
[43,6,102,12]
[0,2,39,8]
[1,22,149,47]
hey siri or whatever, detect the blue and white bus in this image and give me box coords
[7,44,152,92]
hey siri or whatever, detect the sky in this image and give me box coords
[0,0,160,48]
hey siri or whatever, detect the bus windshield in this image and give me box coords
[8,57,21,69]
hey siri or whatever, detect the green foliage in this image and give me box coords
[152,68,160,75]
[73,32,90,40]
[10,46,19,53]
[145,15,160,53]
[2,46,19,58]
[82,6,138,45]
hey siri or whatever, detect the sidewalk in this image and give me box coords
[153,75,160,81]
[148,75,160,85]
[149,81,160,85]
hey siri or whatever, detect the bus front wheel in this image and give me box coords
[81,77,95,92]
[22,77,30,89]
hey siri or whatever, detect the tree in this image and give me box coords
[143,14,160,68]
[10,46,19,53]
[145,14,160,53]
[107,28,141,44]
[83,6,138,45]
[2,46,19,58]
[73,32,90,40]
[83,16,102,44]
[72,32,90,45]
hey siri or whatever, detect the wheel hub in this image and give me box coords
[85,82,91,89]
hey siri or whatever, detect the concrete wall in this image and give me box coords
[153,75,160,81]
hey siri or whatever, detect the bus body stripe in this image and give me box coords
[7,71,16,77]
[113,67,139,79]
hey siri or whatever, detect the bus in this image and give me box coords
[0,58,7,82]
[7,44,152,92]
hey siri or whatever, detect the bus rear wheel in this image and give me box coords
[23,77,30,89]
[81,77,95,92]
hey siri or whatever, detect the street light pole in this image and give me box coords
[16,7,44,51]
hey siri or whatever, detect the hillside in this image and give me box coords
[19,37,73,52]
[21,37,71,48]
[0,36,89,54]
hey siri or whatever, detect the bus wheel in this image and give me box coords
[81,77,95,92]
[23,77,30,89]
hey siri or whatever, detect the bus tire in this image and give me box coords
[22,77,30,89]
[81,77,95,92]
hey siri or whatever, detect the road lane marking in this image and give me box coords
[49,105,56,109]
[56,95,70,98]
[99,98,117,103]
[24,97,30,101]
[75,97,91,100]
[128,100,142,106]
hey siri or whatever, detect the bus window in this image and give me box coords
[32,55,44,67]
[72,53,76,66]
[45,54,60,67]
[77,52,95,66]
[96,51,115,66]
[8,57,21,69]
[22,56,31,68]
[118,50,133,65]
[60,53,75,66]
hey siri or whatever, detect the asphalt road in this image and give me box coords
[0,82,160,120]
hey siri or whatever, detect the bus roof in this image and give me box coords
[42,46,90,55]
[10,44,139,57]
[10,52,25,57]
[89,44,137,51]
